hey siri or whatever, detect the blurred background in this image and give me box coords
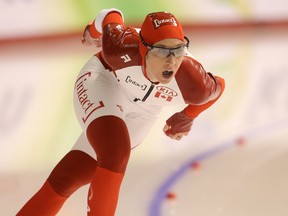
[1,0,288,215]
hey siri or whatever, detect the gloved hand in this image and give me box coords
[163,111,194,140]
[81,21,102,47]
[82,8,124,47]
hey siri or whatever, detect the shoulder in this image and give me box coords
[102,25,142,70]
[175,55,207,88]
[179,54,205,73]
[175,55,217,104]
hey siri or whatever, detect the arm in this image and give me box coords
[183,76,225,117]
[164,57,225,140]
[85,8,140,70]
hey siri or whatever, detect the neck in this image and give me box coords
[142,65,158,84]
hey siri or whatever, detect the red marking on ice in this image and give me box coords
[166,192,177,200]
[191,161,201,170]
[236,137,246,147]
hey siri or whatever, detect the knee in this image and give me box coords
[97,145,131,173]
[48,150,97,197]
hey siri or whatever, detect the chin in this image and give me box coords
[159,78,172,84]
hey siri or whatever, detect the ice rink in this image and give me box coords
[1,23,288,216]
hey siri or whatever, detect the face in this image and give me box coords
[145,38,185,84]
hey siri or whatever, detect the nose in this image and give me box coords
[165,53,176,67]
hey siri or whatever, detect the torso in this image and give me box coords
[98,24,220,108]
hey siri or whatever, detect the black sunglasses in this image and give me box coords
[140,32,190,58]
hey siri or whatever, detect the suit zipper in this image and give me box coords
[142,82,155,102]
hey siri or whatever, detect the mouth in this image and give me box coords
[162,70,173,79]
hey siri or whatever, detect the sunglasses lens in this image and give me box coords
[150,46,186,58]
[173,46,186,57]
[143,35,189,58]
[150,48,170,57]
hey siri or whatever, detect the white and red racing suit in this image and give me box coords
[16,10,225,216]
[73,10,225,156]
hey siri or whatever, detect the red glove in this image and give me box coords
[164,111,194,136]
[81,21,102,47]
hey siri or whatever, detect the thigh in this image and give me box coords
[72,132,96,159]
[73,56,127,132]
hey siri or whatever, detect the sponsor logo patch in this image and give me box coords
[75,72,105,123]
[125,76,147,91]
[153,17,177,29]
[154,86,178,102]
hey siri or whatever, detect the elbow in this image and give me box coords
[189,77,225,105]
[214,76,225,100]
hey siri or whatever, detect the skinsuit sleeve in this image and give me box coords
[177,56,225,119]
[165,56,225,136]
[83,8,141,70]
